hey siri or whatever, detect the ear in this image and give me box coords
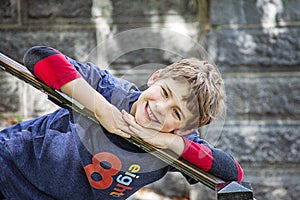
[147,70,162,87]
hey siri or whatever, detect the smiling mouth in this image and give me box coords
[145,102,159,123]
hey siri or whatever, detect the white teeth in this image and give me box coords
[147,106,153,119]
[147,104,157,122]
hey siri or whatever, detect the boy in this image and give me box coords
[0,46,243,199]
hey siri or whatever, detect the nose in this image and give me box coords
[154,100,172,115]
[154,101,164,114]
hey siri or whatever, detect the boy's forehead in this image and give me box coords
[162,77,191,97]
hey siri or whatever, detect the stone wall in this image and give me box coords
[1,0,299,199]
[209,1,300,199]
[0,0,98,125]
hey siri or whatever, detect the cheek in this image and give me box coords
[160,118,181,132]
[143,86,161,99]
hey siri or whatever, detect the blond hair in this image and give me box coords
[158,58,226,129]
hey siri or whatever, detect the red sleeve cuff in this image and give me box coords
[34,53,82,90]
[181,137,213,172]
[235,160,244,182]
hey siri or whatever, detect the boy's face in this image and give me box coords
[131,70,196,135]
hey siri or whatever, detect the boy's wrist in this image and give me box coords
[165,134,185,156]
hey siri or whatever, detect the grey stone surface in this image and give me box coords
[0,0,18,24]
[243,165,300,200]
[0,72,19,112]
[224,75,300,120]
[193,183,215,200]
[209,27,300,72]
[0,0,97,126]
[146,172,190,198]
[19,83,59,119]
[0,28,97,62]
[111,0,199,23]
[210,0,300,25]
[214,124,300,164]
[22,0,94,25]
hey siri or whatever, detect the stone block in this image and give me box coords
[0,28,97,62]
[111,0,199,23]
[91,26,204,69]
[209,26,300,72]
[146,172,190,198]
[243,166,300,200]
[98,24,205,87]
[210,0,300,25]
[0,0,18,24]
[19,83,59,119]
[223,75,300,121]
[209,124,300,164]
[0,72,19,112]
[190,183,215,200]
[22,0,93,24]
[252,183,300,200]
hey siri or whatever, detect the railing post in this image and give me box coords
[216,181,254,200]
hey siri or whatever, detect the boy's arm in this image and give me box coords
[121,111,243,182]
[23,46,131,138]
[181,137,243,182]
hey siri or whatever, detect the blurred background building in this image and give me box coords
[0,0,299,199]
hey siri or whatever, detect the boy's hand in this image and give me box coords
[95,105,131,138]
[121,110,185,155]
[60,78,131,139]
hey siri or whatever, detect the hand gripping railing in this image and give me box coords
[0,52,254,200]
